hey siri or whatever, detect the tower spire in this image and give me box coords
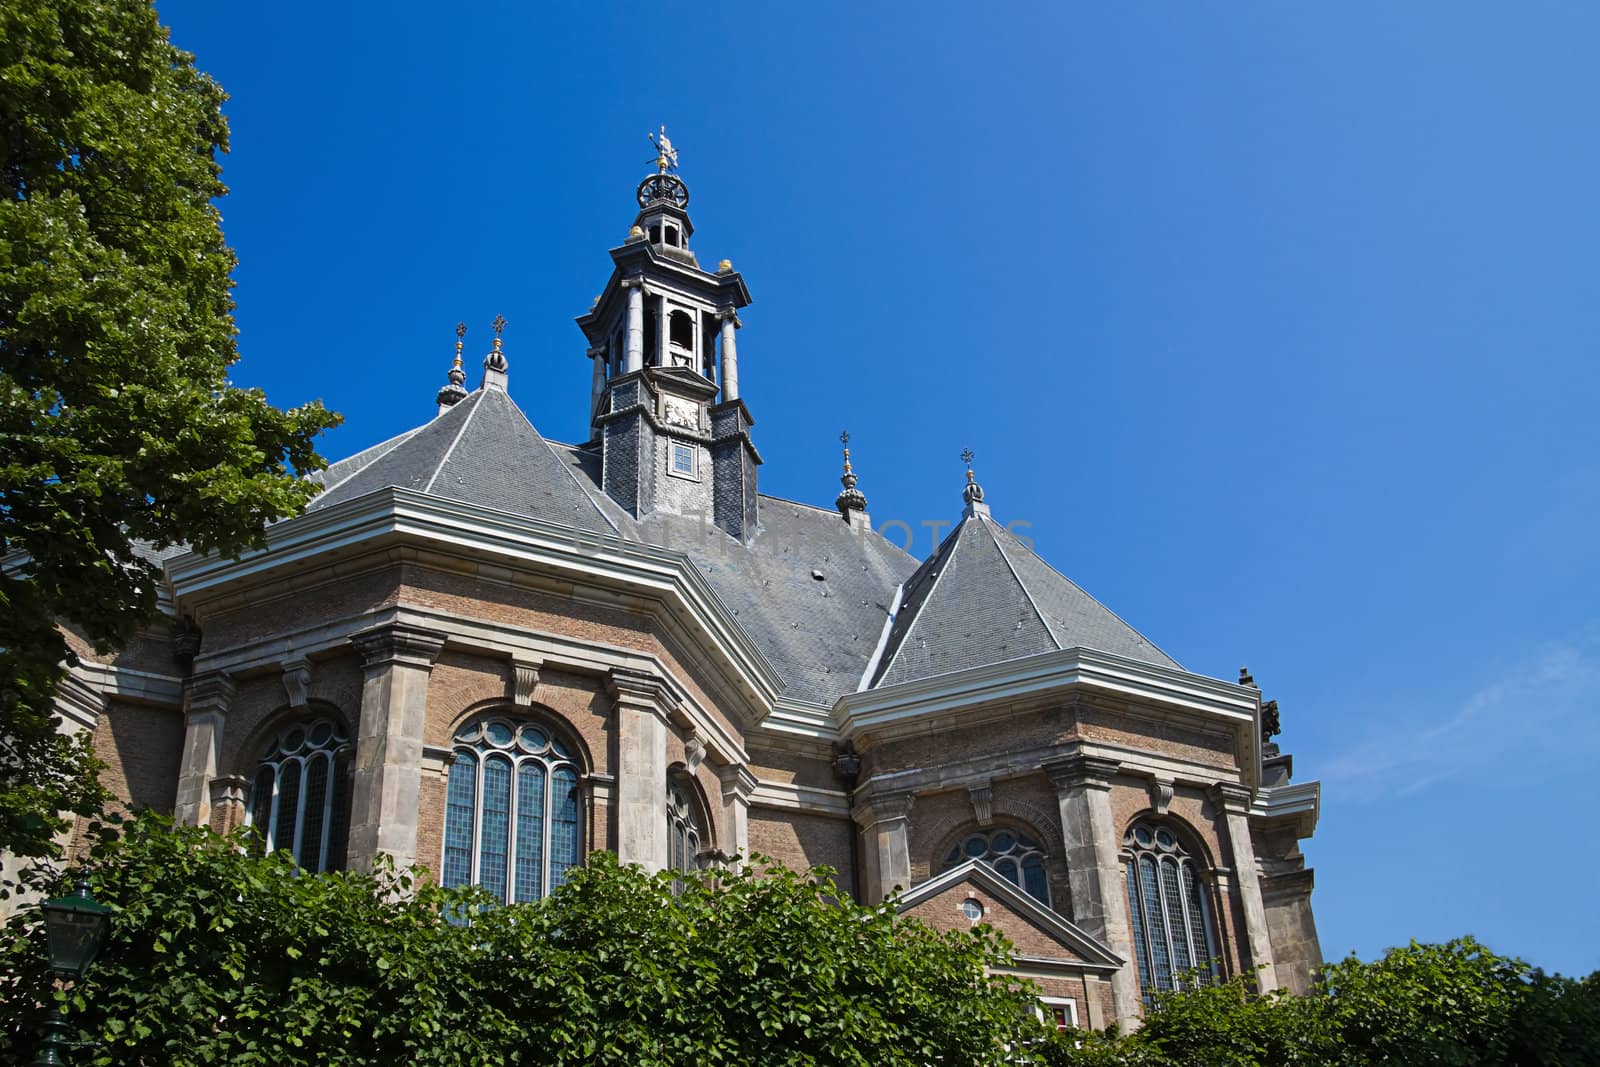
[436,322,469,413]
[836,430,868,520]
[482,314,509,391]
[961,448,989,517]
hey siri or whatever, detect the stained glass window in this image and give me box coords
[667,782,702,891]
[246,717,350,873]
[1122,819,1219,1004]
[440,717,582,903]
[940,827,1052,906]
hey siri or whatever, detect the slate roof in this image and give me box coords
[307,389,613,533]
[870,511,1179,689]
[300,384,1177,706]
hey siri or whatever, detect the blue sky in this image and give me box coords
[156,2,1600,976]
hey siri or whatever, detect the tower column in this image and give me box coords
[625,280,644,373]
[1045,754,1143,1032]
[1211,783,1279,993]
[347,622,447,873]
[588,345,607,421]
[853,789,914,901]
[607,668,672,873]
[718,309,740,401]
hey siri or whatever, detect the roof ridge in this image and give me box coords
[857,581,904,692]
[871,516,968,687]
[498,390,620,535]
[988,520,1182,669]
[980,514,1062,651]
[422,388,485,494]
[314,422,428,499]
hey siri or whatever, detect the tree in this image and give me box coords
[0,814,1050,1066]
[0,0,340,859]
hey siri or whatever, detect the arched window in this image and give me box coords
[441,716,582,904]
[1122,819,1218,1003]
[666,781,703,883]
[941,827,1050,905]
[247,717,350,873]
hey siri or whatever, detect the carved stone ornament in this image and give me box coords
[1147,777,1175,816]
[511,660,541,706]
[281,658,311,710]
[968,783,994,827]
[684,731,706,774]
[663,395,698,429]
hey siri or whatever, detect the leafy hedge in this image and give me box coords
[0,813,1045,1066]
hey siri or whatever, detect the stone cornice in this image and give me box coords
[1250,779,1320,838]
[606,666,681,722]
[163,486,784,720]
[748,778,850,816]
[718,764,760,801]
[350,622,448,670]
[67,660,183,712]
[1209,781,1254,814]
[851,787,915,828]
[835,646,1263,790]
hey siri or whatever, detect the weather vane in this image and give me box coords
[492,314,508,340]
[961,448,975,470]
[648,125,679,173]
[840,431,851,447]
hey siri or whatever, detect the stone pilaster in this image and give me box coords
[1210,783,1278,993]
[174,671,235,828]
[718,763,757,865]
[853,789,915,901]
[1045,753,1142,1031]
[607,668,673,872]
[347,623,447,873]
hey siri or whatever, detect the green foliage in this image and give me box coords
[0,813,1048,1066]
[1041,940,1600,1067]
[0,0,340,858]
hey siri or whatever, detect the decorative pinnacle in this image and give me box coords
[961,448,985,506]
[484,315,509,373]
[836,430,867,517]
[437,321,469,407]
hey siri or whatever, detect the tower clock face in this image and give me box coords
[663,396,698,429]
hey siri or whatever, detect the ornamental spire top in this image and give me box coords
[482,314,509,390]
[435,321,469,412]
[836,430,868,519]
[961,447,988,515]
[648,125,679,173]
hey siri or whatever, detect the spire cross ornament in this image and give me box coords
[492,314,508,341]
[840,431,854,473]
[648,125,679,173]
[452,322,466,368]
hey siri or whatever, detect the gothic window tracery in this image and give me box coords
[441,715,582,904]
[940,827,1051,905]
[667,780,704,889]
[246,717,351,874]
[1122,819,1219,1003]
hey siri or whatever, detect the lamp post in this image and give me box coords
[32,878,111,1067]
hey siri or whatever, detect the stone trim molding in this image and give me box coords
[1043,753,1121,791]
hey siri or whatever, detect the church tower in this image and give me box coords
[575,130,758,539]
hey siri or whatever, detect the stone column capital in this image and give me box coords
[718,763,759,802]
[1043,753,1121,791]
[1209,781,1255,814]
[350,623,447,670]
[184,670,236,718]
[606,667,679,719]
[852,787,915,829]
[716,307,741,327]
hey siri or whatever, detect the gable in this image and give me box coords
[896,859,1121,969]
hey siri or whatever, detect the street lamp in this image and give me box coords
[32,878,111,1067]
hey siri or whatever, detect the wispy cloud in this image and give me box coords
[1322,636,1600,799]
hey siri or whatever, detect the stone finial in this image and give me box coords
[717,258,733,273]
[436,322,469,411]
[961,448,990,517]
[835,430,868,518]
[1239,666,1256,688]
[1262,698,1281,742]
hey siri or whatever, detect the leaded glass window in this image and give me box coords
[940,827,1051,905]
[247,718,350,873]
[1122,819,1218,1004]
[441,717,581,904]
[667,782,702,890]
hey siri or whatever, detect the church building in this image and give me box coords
[44,144,1322,1032]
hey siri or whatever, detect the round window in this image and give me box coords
[960,898,984,922]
